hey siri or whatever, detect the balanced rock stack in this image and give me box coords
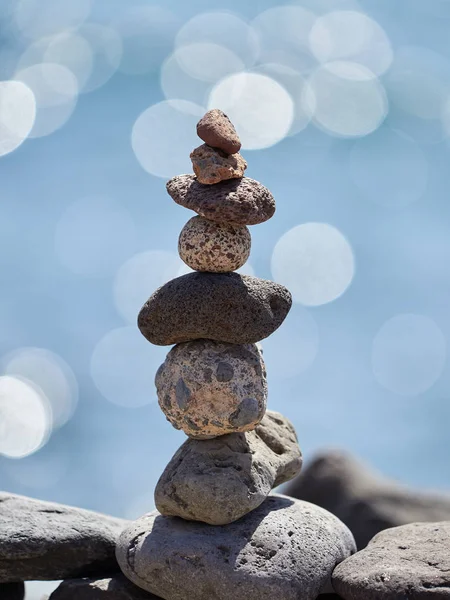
[116,110,356,600]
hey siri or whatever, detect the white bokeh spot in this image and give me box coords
[0,80,36,157]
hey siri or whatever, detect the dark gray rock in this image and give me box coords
[116,494,356,600]
[284,451,450,549]
[49,575,161,599]
[138,272,292,346]
[332,521,450,599]
[166,175,275,225]
[0,582,25,599]
[0,493,127,583]
[155,410,302,524]
[196,109,241,154]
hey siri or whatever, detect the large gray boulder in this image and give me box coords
[332,521,450,599]
[49,575,161,599]
[0,493,127,582]
[284,451,450,549]
[116,494,356,600]
[155,410,302,524]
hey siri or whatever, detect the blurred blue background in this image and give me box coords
[1,4,450,591]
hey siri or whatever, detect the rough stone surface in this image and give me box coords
[284,451,450,549]
[155,410,302,524]
[116,494,356,600]
[49,575,161,599]
[190,144,247,185]
[196,109,241,154]
[166,175,275,226]
[138,272,292,346]
[155,340,267,439]
[0,583,25,600]
[332,521,450,599]
[178,216,251,273]
[0,493,127,583]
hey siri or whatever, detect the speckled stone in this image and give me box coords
[155,340,267,438]
[196,109,241,154]
[0,583,24,600]
[190,144,247,185]
[166,175,275,226]
[116,495,356,600]
[332,522,450,599]
[0,493,127,583]
[138,272,292,346]
[155,410,302,524]
[178,216,251,273]
[49,575,161,599]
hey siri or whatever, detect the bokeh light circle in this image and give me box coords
[350,128,429,208]
[271,222,355,306]
[208,72,294,149]
[54,196,137,277]
[309,11,393,76]
[43,31,94,91]
[0,80,36,157]
[372,314,446,396]
[0,375,52,459]
[15,0,91,39]
[2,347,78,429]
[132,99,204,178]
[160,52,212,107]
[303,61,388,137]
[175,11,259,68]
[14,63,78,138]
[114,250,183,325]
[175,42,244,83]
[90,327,165,408]
[77,24,123,93]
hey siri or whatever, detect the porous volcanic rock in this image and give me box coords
[166,175,275,226]
[196,109,241,154]
[155,340,267,438]
[117,495,356,600]
[178,216,251,273]
[284,450,450,549]
[155,410,302,524]
[190,144,246,185]
[138,272,292,346]
[333,521,450,599]
[0,493,127,582]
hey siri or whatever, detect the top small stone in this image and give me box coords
[197,109,241,155]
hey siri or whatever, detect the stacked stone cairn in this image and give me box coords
[114,110,356,600]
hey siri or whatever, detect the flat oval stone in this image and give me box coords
[178,216,251,273]
[0,493,127,583]
[196,109,241,154]
[333,522,450,599]
[138,272,292,346]
[116,495,356,600]
[166,175,275,226]
[49,575,161,599]
[155,340,267,438]
[155,410,302,524]
[190,144,247,185]
[0,583,24,600]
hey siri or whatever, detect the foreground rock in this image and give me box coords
[138,272,292,346]
[190,144,247,185]
[285,450,450,549]
[117,495,356,600]
[166,175,275,225]
[0,493,127,582]
[178,216,250,273]
[196,109,241,154]
[155,340,267,438]
[0,583,24,599]
[50,575,161,599]
[155,411,302,524]
[333,521,450,599]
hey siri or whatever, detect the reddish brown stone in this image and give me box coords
[196,109,241,154]
[190,144,246,185]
